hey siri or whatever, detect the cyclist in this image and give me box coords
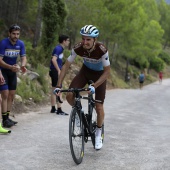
[55,25,110,150]
[0,24,27,128]
[49,35,70,115]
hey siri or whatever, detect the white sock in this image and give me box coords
[96,127,102,137]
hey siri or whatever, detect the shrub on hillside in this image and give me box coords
[150,57,165,72]
[158,51,170,65]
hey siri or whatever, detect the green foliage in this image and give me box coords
[35,64,49,94]
[157,0,170,48]
[150,57,165,72]
[41,0,67,54]
[158,51,170,65]
[28,45,50,67]
[24,40,33,57]
[16,77,43,103]
[16,64,49,102]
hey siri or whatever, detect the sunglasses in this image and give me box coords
[9,25,20,32]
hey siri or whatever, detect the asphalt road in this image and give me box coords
[1,79,170,170]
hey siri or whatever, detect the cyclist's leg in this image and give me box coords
[94,81,106,149]
[95,103,104,128]
[66,66,87,106]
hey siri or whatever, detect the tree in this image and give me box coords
[157,0,170,48]
[32,0,43,48]
[41,0,67,53]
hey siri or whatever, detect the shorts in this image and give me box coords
[139,81,144,84]
[69,64,106,103]
[0,69,17,90]
[49,69,59,87]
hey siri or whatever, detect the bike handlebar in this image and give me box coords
[56,88,90,103]
[56,87,102,104]
[54,80,102,104]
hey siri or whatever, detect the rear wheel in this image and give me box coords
[69,108,84,164]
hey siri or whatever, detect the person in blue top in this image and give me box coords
[139,71,145,89]
[0,24,27,128]
[49,35,70,115]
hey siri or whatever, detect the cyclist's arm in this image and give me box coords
[57,60,72,87]
[93,51,110,88]
[93,65,110,88]
[57,49,77,87]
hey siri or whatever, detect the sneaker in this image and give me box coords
[95,136,103,150]
[75,114,80,127]
[8,118,18,125]
[2,119,14,128]
[56,110,69,115]
[50,109,57,113]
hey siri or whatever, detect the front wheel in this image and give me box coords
[90,107,104,148]
[69,107,84,164]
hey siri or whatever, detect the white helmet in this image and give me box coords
[80,25,99,38]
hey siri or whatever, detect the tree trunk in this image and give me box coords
[15,0,21,23]
[111,43,118,64]
[32,0,42,48]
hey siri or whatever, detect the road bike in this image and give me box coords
[56,81,104,164]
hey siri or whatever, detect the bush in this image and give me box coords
[35,64,49,94]
[28,45,49,67]
[16,77,43,103]
[158,51,170,65]
[150,57,165,72]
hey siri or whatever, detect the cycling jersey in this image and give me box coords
[0,38,26,69]
[67,42,110,71]
[50,45,64,70]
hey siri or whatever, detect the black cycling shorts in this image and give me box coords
[1,69,17,90]
[49,69,59,87]
[69,64,106,103]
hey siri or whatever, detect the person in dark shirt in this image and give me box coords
[49,35,70,115]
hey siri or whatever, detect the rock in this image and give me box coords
[27,71,40,80]
[14,94,22,103]
[17,77,21,83]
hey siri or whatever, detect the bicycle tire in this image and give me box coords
[69,107,84,164]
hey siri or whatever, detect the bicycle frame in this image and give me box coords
[69,89,96,138]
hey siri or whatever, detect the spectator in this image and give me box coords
[139,71,145,89]
[49,35,70,115]
[159,71,163,84]
[0,24,27,128]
